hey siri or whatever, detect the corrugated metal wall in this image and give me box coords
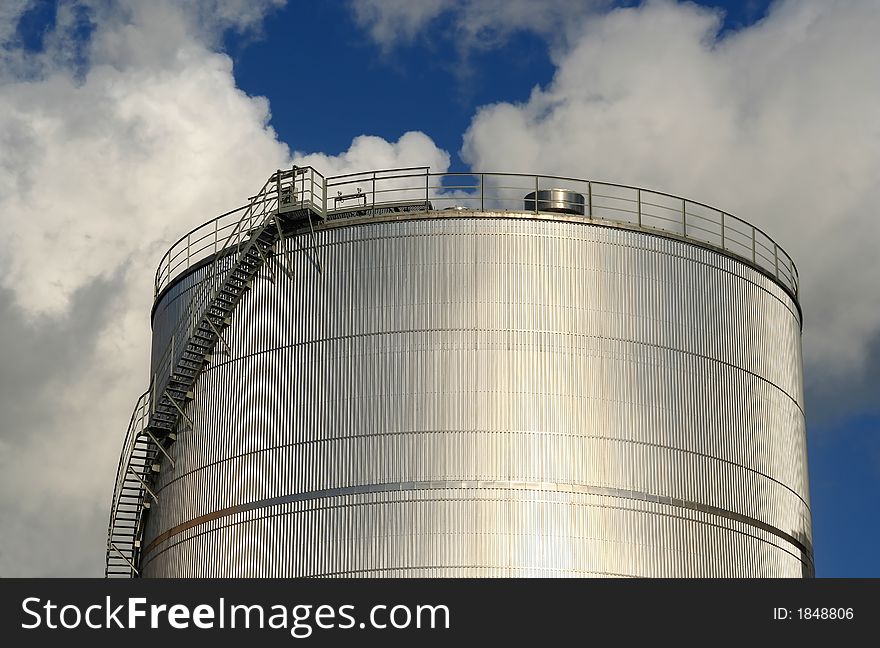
[142,216,811,577]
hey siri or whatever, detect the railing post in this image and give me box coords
[534,175,539,214]
[682,199,687,236]
[372,172,376,216]
[425,169,429,207]
[774,242,779,278]
[480,174,484,211]
[637,189,642,227]
[720,212,725,250]
[214,219,218,255]
[167,334,175,394]
[276,169,281,215]
[587,182,592,218]
[752,227,757,264]
[186,233,190,268]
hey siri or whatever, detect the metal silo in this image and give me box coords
[106,167,812,577]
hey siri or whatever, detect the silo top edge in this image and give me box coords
[152,166,800,306]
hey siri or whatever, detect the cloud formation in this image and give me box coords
[0,0,291,577]
[350,0,609,54]
[456,0,880,416]
[293,131,449,178]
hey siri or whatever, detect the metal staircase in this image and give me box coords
[105,167,324,577]
[105,391,152,576]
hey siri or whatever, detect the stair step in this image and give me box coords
[177,358,204,371]
[213,294,236,305]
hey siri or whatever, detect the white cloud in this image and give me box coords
[1,53,289,315]
[293,131,449,177]
[349,0,451,50]
[349,0,608,54]
[0,1,33,45]
[0,0,293,577]
[460,0,880,395]
[293,131,451,209]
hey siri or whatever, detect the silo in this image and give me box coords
[106,166,812,577]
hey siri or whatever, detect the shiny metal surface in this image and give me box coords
[140,215,812,578]
[524,188,585,215]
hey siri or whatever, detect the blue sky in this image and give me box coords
[226,0,774,172]
[0,0,877,577]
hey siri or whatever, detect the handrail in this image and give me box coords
[327,165,430,181]
[154,166,326,297]
[153,168,799,303]
[105,390,151,577]
[151,167,317,409]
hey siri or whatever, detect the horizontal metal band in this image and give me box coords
[141,479,813,567]
[152,428,811,514]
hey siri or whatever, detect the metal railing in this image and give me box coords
[154,167,799,303]
[105,390,152,577]
[151,166,324,420]
[155,166,326,296]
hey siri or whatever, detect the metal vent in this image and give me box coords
[524,188,585,215]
